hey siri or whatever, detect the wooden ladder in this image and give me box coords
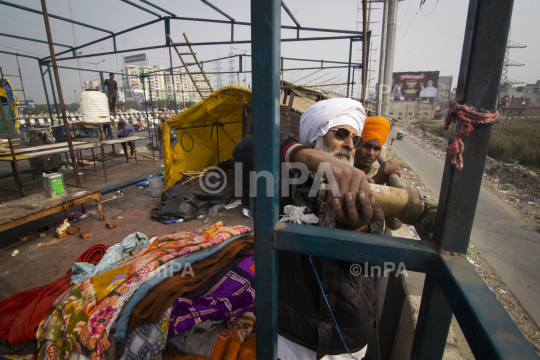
[167,33,214,101]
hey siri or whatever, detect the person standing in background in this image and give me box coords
[102,73,119,114]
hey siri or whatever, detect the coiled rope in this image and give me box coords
[444,100,499,170]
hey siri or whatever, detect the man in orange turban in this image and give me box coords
[355,116,402,230]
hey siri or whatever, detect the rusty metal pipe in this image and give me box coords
[377,152,406,189]
[40,0,81,187]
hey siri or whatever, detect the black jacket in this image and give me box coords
[233,132,380,359]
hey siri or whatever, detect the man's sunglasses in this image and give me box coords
[329,128,363,148]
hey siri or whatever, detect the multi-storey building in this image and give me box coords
[120,64,213,105]
[84,79,101,90]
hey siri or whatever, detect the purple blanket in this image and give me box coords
[168,256,255,338]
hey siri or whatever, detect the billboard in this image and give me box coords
[124,53,146,64]
[17,100,35,109]
[391,71,440,99]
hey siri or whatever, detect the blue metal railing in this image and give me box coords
[251,0,539,359]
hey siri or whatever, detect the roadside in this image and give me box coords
[396,119,540,225]
[384,125,540,354]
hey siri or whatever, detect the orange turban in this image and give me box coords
[361,116,390,146]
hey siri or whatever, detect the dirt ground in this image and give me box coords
[386,121,540,354]
[0,184,254,299]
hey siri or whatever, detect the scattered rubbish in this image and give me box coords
[68,211,90,220]
[106,222,118,229]
[242,208,253,219]
[55,232,68,239]
[37,243,43,247]
[67,226,80,235]
[208,204,227,216]
[196,215,204,220]
[118,216,123,219]
[80,232,92,240]
[56,219,70,235]
[527,201,537,206]
[71,191,87,197]
[203,217,210,224]
[11,250,19,257]
[117,190,125,196]
[19,235,27,242]
[225,199,242,210]
[38,233,46,238]
[166,219,184,224]
[280,205,319,224]
[136,174,162,188]
[499,289,507,294]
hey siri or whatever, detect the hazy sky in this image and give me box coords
[0,0,538,105]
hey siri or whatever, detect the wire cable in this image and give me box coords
[396,6,420,49]
[397,0,414,31]
[309,255,358,360]
[420,0,440,17]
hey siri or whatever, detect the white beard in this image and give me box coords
[312,137,354,166]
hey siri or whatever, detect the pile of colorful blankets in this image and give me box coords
[0,222,255,360]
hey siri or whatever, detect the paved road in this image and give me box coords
[390,128,540,327]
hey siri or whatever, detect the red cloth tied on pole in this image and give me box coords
[0,243,110,346]
[444,100,499,170]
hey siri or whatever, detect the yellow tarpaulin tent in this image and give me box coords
[0,78,20,133]
[163,85,252,188]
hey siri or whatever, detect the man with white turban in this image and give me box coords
[233,98,384,360]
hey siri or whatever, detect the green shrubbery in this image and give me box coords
[488,118,540,167]
[412,117,540,169]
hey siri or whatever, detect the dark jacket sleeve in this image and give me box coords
[233,132,307,205]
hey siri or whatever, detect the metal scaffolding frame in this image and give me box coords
[1,1,536,360]
[0,0,370,199]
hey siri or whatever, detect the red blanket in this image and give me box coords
[0,243,109,346]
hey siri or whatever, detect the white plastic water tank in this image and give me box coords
[79,90,110,124]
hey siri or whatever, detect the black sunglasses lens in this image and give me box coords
[352,136,362,147]
[334,128,350,140]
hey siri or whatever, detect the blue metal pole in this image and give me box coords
[346,37,353,98]
[138,0,176,17]
[149,80,156,146]
[0,32,73,48]
[47,63,68,161]
[99,71,106,93]
[411,0,515,359]
[170,67,178,114]
[251,0,281,358]
[47,65,60,118]
[47,63,67,160]
[0,0,112,34]
[38,62,53,122]
[121,0,162,18]
[142,76,151,140]
[200,0,235,21]
[48,18,163,60]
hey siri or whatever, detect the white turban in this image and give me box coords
[299,98,366,147]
